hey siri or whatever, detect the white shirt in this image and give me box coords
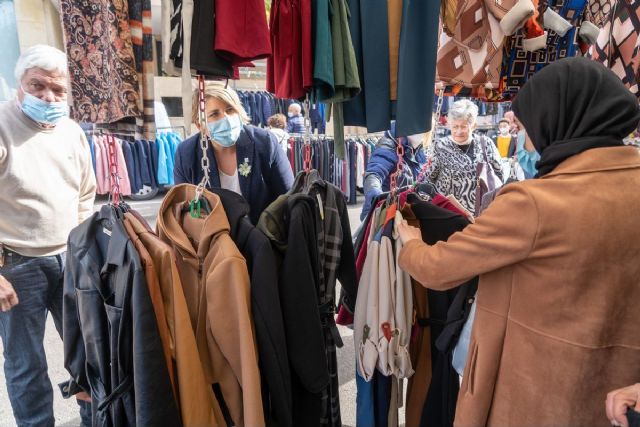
[219,168,242,195]
[269,128,290,153]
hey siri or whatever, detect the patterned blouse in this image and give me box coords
[425,135,504,215]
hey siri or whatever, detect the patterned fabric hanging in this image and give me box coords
[499,0,596,99]
[590,0,640,97]
[60,0,141,125]
[128,0,156,141]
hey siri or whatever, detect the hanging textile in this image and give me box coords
[286,135,376,203]
[190,0,234,77]
[214,0,272,64]
[435,0,535,96]
[353,206,414,426]
[350,183,478,427]
[156,131,182,186]
[128,0,156,140]
[63,205,182,426]
[257,171,358,427]
[342,0,368,128]
[157,184,265,427]
[91,135,133,196]
[323,0,362,159]
[590,0,640,97]
[343,0,442,137]
[401,195,476,427]
[209,188,293,427]
[388,0,403,101]
[395,0,441,136]
[60,0,141,124]
[267,0,313,99]
[500,0,605,98]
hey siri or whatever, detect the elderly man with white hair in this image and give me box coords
[423,99,504,216]
[0,44,95,426]
[287,102,305,133]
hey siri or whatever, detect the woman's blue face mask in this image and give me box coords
[516,130,541,178]
[208,113,243,147]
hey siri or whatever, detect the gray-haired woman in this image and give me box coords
[424,99,503,216]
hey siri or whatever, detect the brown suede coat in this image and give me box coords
[399,147,640,427]
[157,184,264,427]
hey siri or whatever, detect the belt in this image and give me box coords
[417,317,446,327]
[96,376,133,412]
[318,300,343,348]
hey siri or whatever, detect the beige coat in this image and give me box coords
[157,184,264,427]
[399,146,640,426]
[123,212,224,426]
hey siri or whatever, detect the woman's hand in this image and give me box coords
[398,220,422,245]
[606,383,640,427]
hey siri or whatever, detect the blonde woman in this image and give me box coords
[174,82,294,224]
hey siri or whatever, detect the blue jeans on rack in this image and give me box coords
[0,249,92,427]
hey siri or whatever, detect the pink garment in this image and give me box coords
[95,136,132,196]
[115,139,132,196]
[432,193,467,217]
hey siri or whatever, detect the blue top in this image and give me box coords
[174,125,294,224]
[360,132,427,220]
[156,134,169,185]
[287,115,305,134]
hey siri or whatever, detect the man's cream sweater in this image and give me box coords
[0,101,96,256]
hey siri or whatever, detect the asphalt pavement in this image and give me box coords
[0,195,406,427]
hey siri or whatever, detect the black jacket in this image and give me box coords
[280,184,358,427]
[63,205,181,427]
[210,188,293,427]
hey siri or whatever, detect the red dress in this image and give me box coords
[267,0,313,99]
[215,0,272,64]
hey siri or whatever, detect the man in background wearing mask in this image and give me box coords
[360,122,427,220]
[287,102,306,133]
[493,118,517,158]
[0,44,96,427]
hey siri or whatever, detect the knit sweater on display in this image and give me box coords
[0,101,96,256]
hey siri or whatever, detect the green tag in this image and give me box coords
[190,199,201,218]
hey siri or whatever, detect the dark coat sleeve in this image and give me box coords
[335,191,358,312]
[62,240,91,396]
[129,258,182,426]
[247,227,293,427]
[280,199,329,394]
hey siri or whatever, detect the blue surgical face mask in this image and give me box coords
[516,130,540,178]
[208,113,242,147]
[20,89,69,125]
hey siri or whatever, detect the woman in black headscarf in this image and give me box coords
[395,57,640,427]
[513,56,640,177]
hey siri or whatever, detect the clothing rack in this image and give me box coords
[286,134,378,204]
